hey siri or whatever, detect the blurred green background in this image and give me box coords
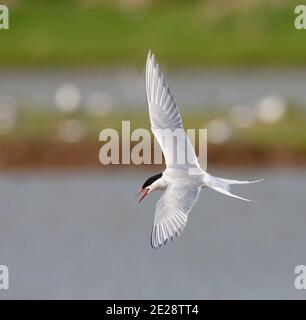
[0,0,305,168]
[1,0,305,67]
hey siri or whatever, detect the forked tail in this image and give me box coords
[203,173,263,202]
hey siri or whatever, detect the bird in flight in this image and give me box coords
[136,51,262,248]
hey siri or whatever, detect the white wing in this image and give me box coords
[151,182,201,248]
[145,51,200,169]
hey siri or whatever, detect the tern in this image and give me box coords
[136,51,262,248]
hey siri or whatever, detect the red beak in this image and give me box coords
[135,188,149,203]
[135,189,143,197]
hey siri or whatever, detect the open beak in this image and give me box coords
[135,188,149,203]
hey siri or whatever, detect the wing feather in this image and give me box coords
[145,51,200,169]
[151,183,201,248]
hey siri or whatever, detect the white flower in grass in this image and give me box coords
[55,83,81,113]
[206,119,232,144]
[256,96,287,123]
[0,95,18,135]
[85,92,113,117]
[230,104,256,129]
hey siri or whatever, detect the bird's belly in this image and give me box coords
[163,168,204,186]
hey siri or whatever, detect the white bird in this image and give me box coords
[136,51,262,249]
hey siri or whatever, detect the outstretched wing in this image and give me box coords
[145,51,200,169]
[151,183,201,248]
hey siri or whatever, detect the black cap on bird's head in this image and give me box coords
[142,173,162,189]
[135,173,162,203]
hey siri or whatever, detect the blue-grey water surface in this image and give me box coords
[2,68,306,108]
[0,169,305,299]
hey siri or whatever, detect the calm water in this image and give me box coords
[0,169,305,299]
[2,68,306,108]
